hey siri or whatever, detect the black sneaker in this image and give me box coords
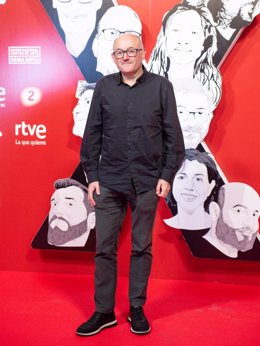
[76,311,117,336]
[128,306,151,334]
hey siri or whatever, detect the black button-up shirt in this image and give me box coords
[80,67,184,194]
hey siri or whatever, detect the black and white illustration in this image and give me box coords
[48,178,95,247]
[206,0,259,66]
[40,0,117,82]
[203,182,260,258]
[148,3,222,108]
[165,149,219,231]
[32,166,96,251]
[174,78,215,149]
[72,81,96,138]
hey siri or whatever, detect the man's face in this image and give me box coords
[216,183,260,251]
[176,91,213,149]
[165,10,205,65]
[172,159,215,214]
[93,7,142,76]
[73,88,94,138]
[53,0,102,35]
[49,186,88,228]
[48,186,89,245]
[112,34,145,75]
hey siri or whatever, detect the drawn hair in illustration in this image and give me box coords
[149,3,222,107]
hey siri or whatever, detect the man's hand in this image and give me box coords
[156,179,170,198]
[88,181,100,206]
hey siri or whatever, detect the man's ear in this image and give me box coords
[111,52,116,64]
[209,201,220,221]
[87,212,96,230]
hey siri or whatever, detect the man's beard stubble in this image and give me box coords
[215,214,257,252]
[48,216,90,246]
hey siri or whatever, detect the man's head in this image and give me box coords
[48,178,95,246]
[174,78,214,149]
[72,81,95,138]
[210,182,260,252]
[92,5,142,75]
[172,149,217,214]
[111,34,145,76]
[52,0,102,56]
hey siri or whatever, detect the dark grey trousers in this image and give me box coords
[93,185,159,313]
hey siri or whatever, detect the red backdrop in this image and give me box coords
[0,0,260,284]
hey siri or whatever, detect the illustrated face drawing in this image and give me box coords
[48,183,95,246]
[215,183,260,251]
[172,159,215,214]
[165,10,205,65]
[73,87,94,138]
[175,81,213,149]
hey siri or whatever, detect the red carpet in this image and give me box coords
[1,271,259,346]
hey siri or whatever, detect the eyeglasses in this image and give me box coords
[101,29,141,41]
[177,107,211,122]
[112,48,143,59]
[57,0,93,4]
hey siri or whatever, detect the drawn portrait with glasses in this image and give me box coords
[92,5,142,76]
[40,0,116,82]
[174,78,214,150]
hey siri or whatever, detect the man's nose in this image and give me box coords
[243,214,256,229]
[54,203,64,216]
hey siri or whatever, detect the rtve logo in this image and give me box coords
[15,121,47,139]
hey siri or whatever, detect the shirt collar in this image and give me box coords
[116,64,148,86]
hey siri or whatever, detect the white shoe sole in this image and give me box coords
[76,320,117,336]
[128,316,151,334]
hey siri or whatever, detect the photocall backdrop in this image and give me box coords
[0,0,260,283]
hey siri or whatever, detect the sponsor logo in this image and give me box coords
[8,46,41,64]
[15,121,47,146]
[21,87,42,107]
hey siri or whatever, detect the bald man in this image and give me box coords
[79,34,184,336]
[203,182,260,258]
[92,5,142,76]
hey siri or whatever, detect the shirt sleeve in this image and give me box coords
[80,80,103,183]
[160,79,185,184]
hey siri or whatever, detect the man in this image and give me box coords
[92,5,142,76]
[72,81,95,138]
[48,178,95,247]
[52,0,102,58]
[164,149,218,230]
[203,182,260,258]
[78,34,184,336]
[174,78,214,149]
